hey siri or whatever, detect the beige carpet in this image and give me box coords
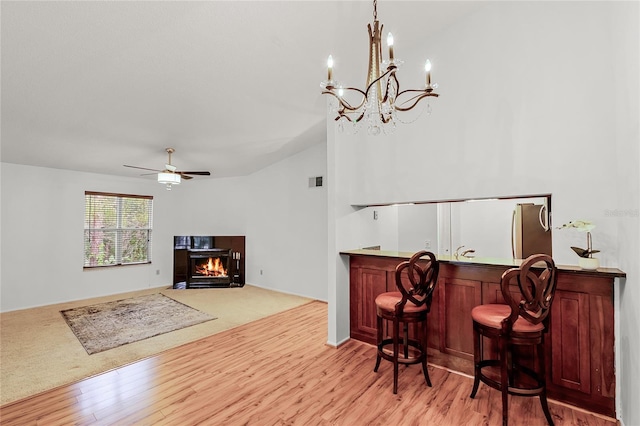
[0,285,314,405]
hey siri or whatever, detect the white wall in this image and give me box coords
[244,142,328,301]
[610,2,640,425]
[143,141,329,302]
[326,1,638,423]
[163,176,249,237]
[0,141,327,312]
[344,1,623,265]
[327,113,359,346]
[331,1,635,264]
[0,163,177,311]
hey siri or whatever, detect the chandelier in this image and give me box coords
[321,0,439,135]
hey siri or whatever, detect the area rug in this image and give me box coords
[60,293,216,355]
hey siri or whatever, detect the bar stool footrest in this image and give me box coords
[377,337,426,366]
[476,359,546,396]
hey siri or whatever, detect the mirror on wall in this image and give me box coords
[439,196,551,260]
[359,194,552,261]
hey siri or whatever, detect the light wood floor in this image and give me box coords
[0,301,616,426]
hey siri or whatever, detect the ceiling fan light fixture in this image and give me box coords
[158,172,181,190]
[124,148,210,189]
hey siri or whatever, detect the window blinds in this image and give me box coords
[84,191,153,267]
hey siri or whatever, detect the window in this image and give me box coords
[84,191,153,267]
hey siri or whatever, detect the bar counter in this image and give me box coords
[341,249,625,417]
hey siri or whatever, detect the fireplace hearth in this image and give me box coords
[173,236,245,289]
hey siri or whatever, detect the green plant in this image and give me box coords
[557,220,599,258]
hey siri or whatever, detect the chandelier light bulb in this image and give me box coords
[425,59,432,87]
[387,33,394,61]
[327,55,334,81]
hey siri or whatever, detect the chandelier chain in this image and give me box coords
[373,0,377,21]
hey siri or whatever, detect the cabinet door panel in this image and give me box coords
[350,267,388,344]
[439,278,481,359]
[589,293,615,398]
[551,290,591,394]
[427,283,441,349]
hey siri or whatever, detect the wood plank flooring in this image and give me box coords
[0,301,616,425]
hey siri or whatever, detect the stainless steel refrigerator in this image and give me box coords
[511,203,552,259]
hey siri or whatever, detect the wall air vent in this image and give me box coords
[308,176,323,188]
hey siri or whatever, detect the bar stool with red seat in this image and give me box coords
[373,250,439,394]
[469,254,558,426]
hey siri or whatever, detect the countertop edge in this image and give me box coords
[339,249,626,278]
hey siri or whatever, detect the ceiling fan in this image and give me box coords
[124,148,211,190]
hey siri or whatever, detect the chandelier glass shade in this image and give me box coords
[321,0,439,135]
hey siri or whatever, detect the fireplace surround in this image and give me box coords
[187,248,232,288]
[173,236,245,289]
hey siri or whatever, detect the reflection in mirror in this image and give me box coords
[359,195,551,261]
[443,196,551,260]
[398,203,438,252]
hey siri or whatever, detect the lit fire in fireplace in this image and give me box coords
[195,257,228,277]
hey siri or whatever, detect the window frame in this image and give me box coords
[84,191,153,269]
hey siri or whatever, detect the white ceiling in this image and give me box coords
[1,1,481,180]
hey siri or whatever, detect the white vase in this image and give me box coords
[578,257,600,270]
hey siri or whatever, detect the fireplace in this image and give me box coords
[173,236,245,289]
[186,249,232,288]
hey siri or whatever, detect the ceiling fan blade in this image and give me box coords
[124,165,163,173]
[124,150,208,182]
[177,171,211,176]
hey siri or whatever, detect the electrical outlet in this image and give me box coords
[156,269,160,275]
[260,269,263,275]
[424,240,431,249]
[373,210,378,220]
